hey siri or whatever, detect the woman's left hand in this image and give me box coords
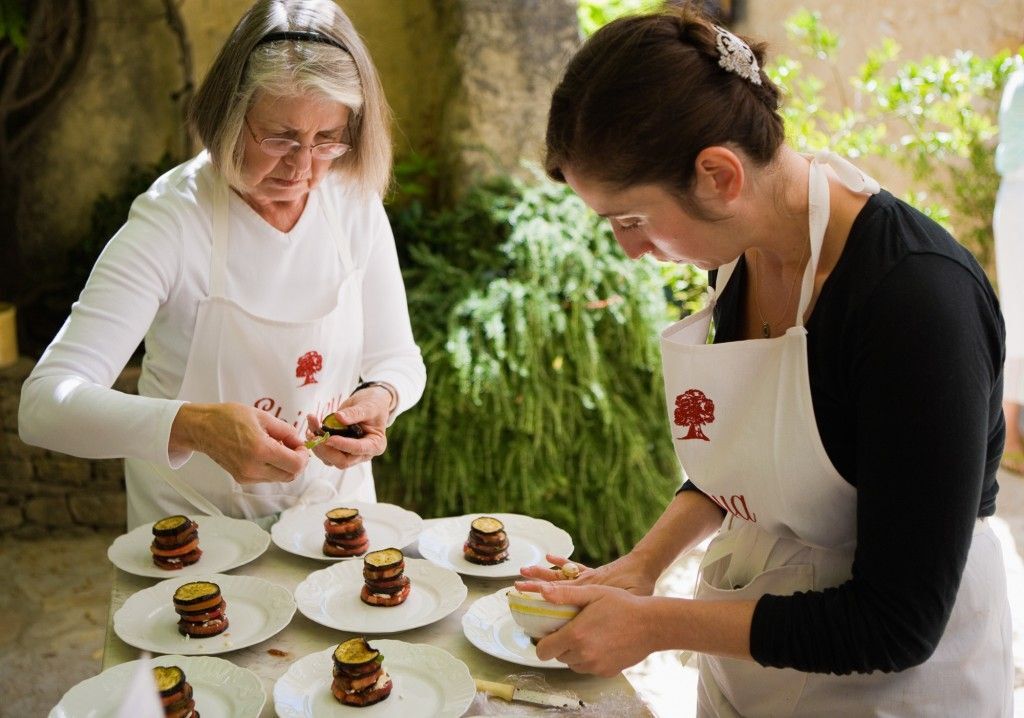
[306,387,390,469]
[529,582,654,677]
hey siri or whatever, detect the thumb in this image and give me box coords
[538,582,600,608]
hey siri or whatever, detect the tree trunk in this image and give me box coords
[0,0,94,308]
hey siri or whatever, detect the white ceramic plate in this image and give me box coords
[113,573,295,656]
[107,515,271,578]
[274,640,475,718]
[417,513,574,578]
[49,654,264,717]
[462,587,567,669]
[272,501,423,561]
[295,557,467,633]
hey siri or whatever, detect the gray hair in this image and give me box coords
[188,0,392,197]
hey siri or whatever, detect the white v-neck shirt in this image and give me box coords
[19,152,425,466]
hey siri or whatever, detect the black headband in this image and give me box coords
[255,30,348,53]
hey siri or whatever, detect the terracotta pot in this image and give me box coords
[0,303,18,368]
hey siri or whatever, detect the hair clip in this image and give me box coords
[714,26,762,86]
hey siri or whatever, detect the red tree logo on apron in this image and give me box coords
[674,388,714,441]
[296,350,323,386]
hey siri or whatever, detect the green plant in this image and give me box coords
[578,0,662,37]
[0,0,26,48]
[380,169,688,564]
[772,9,1018,276]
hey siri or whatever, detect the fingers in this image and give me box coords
[514,581,599,609]
[262,413,306,450]
[261,436,308,475]
[546,554,590,572]
[538,582,598,607]
[519,564,566,582]
[305,413,321,437]
[312,444,370,470]
[333,388,390,430]
[307,409,387,469]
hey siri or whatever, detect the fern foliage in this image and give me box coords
[380,171,687,564]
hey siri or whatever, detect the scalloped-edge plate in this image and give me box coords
[417,513,574,578]
[113,573,295,655]
[295,557,467,633]
[272,501,423,561]
[274,640,475,718]
[107,515,271,578]
[462,587,568,669]
[48,654,264,717]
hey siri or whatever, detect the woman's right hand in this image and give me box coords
[518,551,659,597]
[170,402,308,484]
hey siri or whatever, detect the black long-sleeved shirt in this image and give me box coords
[685,189,1005,674]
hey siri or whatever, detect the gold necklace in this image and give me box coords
[751,244,809,338]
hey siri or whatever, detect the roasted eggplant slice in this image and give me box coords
[334,637,380,668]
[470,516,505,535]
[322,413,365,438]
[172,580,221,607]
[153,665,185,696]
[326,507,360,522]
[152,515,193,537]
[364,548,404,570]
[305,414,365,449]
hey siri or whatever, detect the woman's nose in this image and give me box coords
[285,146,314,173]
[613,229,650,260]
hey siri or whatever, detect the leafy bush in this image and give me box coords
[578,0,661,37]
[379,169,693,564]
[773,9,1019,276]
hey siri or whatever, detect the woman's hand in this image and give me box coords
[306,386,391,470]
[531,583,655,676]
[171,402,308,484]
[518,552,659,597]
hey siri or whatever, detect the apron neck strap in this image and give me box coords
[317,180,354,273]
[211,178,231,298]
[793,151,880,326]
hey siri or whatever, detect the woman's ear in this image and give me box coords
[693,146,744,204]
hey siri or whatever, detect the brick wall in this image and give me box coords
[0,358,136,536]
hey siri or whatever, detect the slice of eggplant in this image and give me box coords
[363,548,404,570]
[153,665,185,696]
[326,507,360,522]
[333,637,380,668]
[470,516,504,535]
[322,414,365,439]
[172,580,221,606]
[152,515,192,537]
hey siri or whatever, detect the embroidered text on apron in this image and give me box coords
[660,151,1013,717]
[125,176,374,528]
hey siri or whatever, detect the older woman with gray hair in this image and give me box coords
[19,0,425,529]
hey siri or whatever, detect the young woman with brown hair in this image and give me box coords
[520,6,1013,716]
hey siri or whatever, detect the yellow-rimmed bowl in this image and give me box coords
[506,589,580,641]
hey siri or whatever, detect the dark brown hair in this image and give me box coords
[545,5,784,208]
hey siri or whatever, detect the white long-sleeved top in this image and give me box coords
[19,152,426,466]
[997,68,1024,177]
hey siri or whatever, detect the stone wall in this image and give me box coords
[0,359,137,536]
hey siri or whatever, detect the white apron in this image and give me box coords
[660,151,1013,717]
[125,178,374,529]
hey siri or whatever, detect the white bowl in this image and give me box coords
[505,589,580,641]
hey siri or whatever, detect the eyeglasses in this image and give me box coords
[244,116,351,160]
